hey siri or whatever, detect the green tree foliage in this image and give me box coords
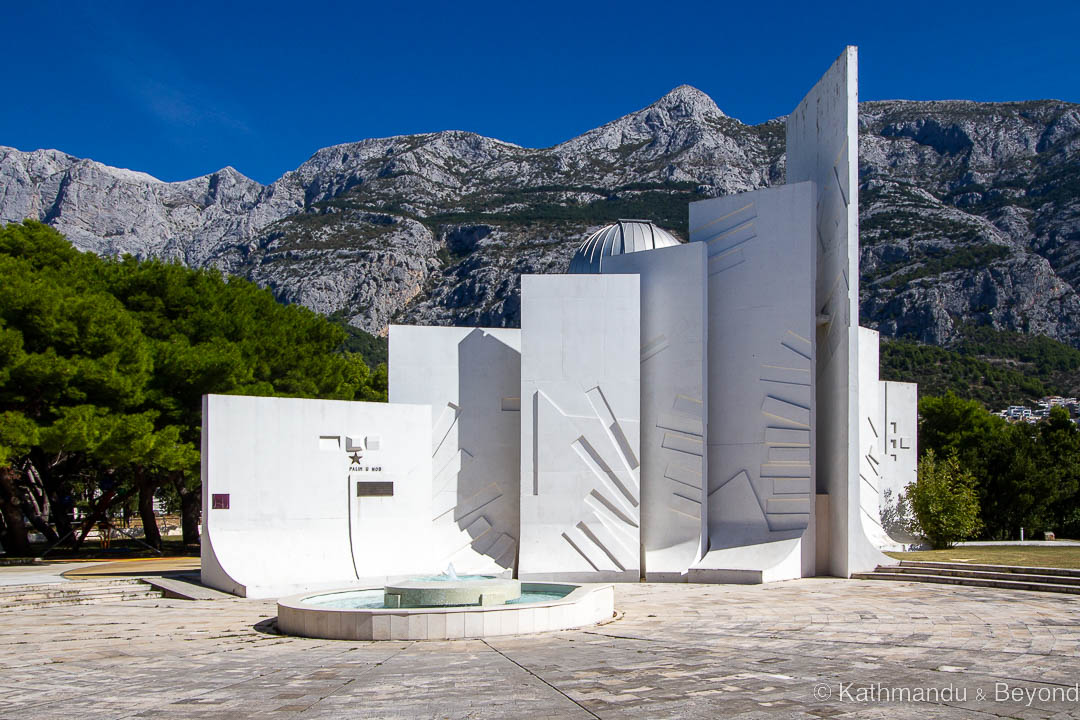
[907,450,982,549]
[0,220,386,554]
[328,311,388,368]
[918,393,1080,540]
[1041,408,1080,536]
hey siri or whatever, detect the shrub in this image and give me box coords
[880,488,915,541]
[906,450,983,548]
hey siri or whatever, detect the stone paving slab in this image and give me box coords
[4,579,1080,717]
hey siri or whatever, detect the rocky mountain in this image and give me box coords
[2,87,1079,350]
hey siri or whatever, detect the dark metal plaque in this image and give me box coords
[356,481,394,497]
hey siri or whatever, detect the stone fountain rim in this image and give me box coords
[280,581,594,615]
[275,582,616,641]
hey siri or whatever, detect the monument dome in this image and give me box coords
[567,219,682,273]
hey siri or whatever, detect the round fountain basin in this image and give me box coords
[276,582,615,641]
[384,578,521,608]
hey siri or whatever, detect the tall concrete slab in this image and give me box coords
[201,394,432,598]
[857,327,897,549]
[519,274,641,581]
[786,45,888,576]
[687,182,816,583]
[857,328,917,548]
[880,380,919,542]
[388,325,522,575]
[603,242,708,580]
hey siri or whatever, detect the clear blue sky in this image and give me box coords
[5,0,1078,184]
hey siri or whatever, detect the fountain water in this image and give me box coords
[380,562,520,608]
[275,566,614,640]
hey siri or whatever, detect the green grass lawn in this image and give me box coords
[886,545,1080,569]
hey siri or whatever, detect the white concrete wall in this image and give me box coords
[858,329,918,550]
[688,182,816,582]
[603,242,708,580]
[519,274,641,581]
[880,380,919,542]
[857,327,897,549]
[201,394,432,597]
[786,45,888,576]
[388,325,521,575]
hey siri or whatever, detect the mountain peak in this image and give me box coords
[651,85,726,120]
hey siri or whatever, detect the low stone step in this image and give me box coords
[0,591,143,608]
[0,581,151,604]
[0,578,162,610]
[884,565,1080,586]
[898,560,1080,579]
[0,590,164,612]
[852,571,1080,595]
[0,578,147,596]
[0,577,148,592]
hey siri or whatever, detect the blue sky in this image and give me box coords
[5,0,1078,184]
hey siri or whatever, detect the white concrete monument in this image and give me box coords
[201,46,917,597]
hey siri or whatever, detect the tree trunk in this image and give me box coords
[0,467,31,556]
[32,450,74,545]
[48,491,73,545]
[74,484,134,549]
[181,490,200,546]
[0,509,9,554]
[173,472,201,547]
[137,468,162,550]
[20,463,58,543]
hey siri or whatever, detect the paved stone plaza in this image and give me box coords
[5,579,1080,718]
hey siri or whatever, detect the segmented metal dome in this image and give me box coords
[568,219,682,274]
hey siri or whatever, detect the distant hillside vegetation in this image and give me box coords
[881,326,1080,408]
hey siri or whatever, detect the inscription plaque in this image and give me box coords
[356,481,394,497]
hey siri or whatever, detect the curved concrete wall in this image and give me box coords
[603,243,708,581]
[201,395,432,598]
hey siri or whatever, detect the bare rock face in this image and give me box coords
[856,100,1080,346]
[1,91,1079,351]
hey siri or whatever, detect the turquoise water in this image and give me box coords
[307,589,384,609]
[505,590,569,604]
[304,588,571,609]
